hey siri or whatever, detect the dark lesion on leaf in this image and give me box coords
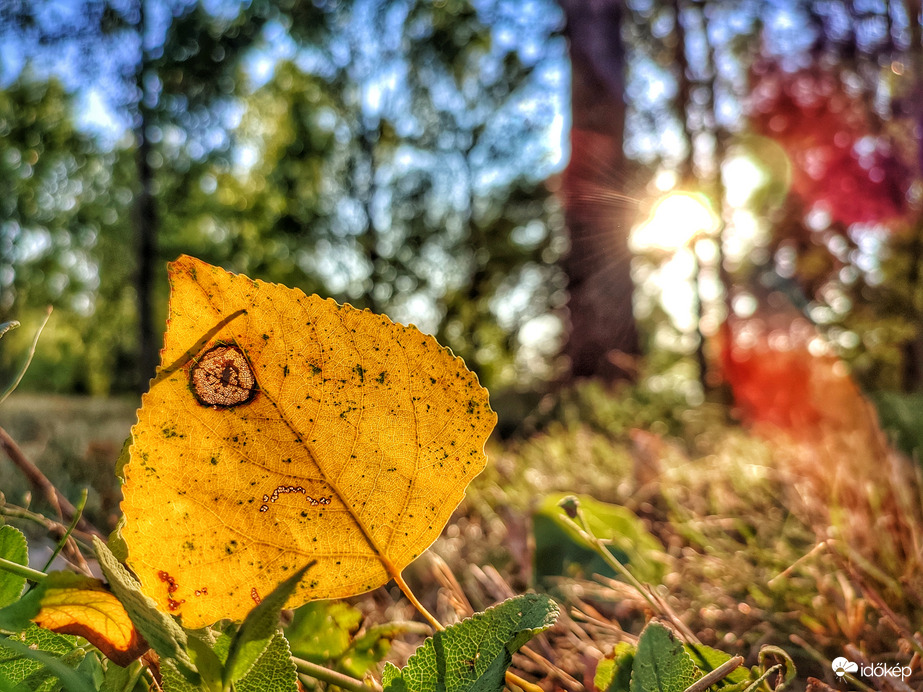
[188,343,259,408]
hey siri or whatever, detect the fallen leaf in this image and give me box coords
[121,256,496,628]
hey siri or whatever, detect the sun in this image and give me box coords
[630,191,719,253]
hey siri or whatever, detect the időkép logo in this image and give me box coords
[832,656,911,682]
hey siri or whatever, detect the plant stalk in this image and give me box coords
[0,424,104,539]
[293,657,375,692]
[0,556,47,582]
[0,306,51,405]
[43,488,87,572]
[505,670,545,692]
[683,656,743,692]
[558,499,701,644]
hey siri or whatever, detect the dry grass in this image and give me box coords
[4,378,923,690]
[430,374,923,690]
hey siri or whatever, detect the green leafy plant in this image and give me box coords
[593,622,793,692]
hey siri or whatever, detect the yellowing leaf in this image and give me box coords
[5,572,148,667]
[121,255,496,628]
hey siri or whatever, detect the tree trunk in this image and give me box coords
[558,0,639,382]
[900,0,923,391]
[134,0,159,392]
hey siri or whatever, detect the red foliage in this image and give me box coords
[718,313,865,434]
[749,62,911,227]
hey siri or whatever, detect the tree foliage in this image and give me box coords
[0,0,566,395]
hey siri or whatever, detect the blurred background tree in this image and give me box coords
[0,0,567,397]
[3,0,923,417]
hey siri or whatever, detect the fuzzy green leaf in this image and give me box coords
[0,526,28,609]
[381,594,558,692]
[161,658,203,692]
[630,621,696,692]
[235,632,298,692]
[223,563,310,686]
[93,536,193,670]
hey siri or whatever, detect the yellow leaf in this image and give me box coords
[121,256,496,628]
[30,573,148,667]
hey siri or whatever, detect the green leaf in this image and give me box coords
[235,632,298,692]
[0,526,28,609]
[533,493,668,584]
[92,536,193,670]
[99,660,143,692]
[285,600,405,679]
[381,593,558,692]
[286,601,362,662]
[186,635,224,692]
[16,648,87,692]
[0,624,76,673]
[339,621,408,679]
[594,642,634,692]
[223,563,311,686]
[0,626,92,692]
[630,621,696,692]
[74,649,104,689]
[685,643,750,686]
[161,658,203,692]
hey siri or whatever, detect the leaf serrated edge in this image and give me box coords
[630,621,698,692]
[384,593,558,691]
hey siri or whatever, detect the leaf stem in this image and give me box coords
[392,569,443,631]
[293,657,376,692]
[0,306,51,405]
[0,556,47,582]
[558,496,702,644]
[557,497,700,644]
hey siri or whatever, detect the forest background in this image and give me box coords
[4,0,922,408]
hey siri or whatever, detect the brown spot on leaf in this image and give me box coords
[190,344,257,407]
